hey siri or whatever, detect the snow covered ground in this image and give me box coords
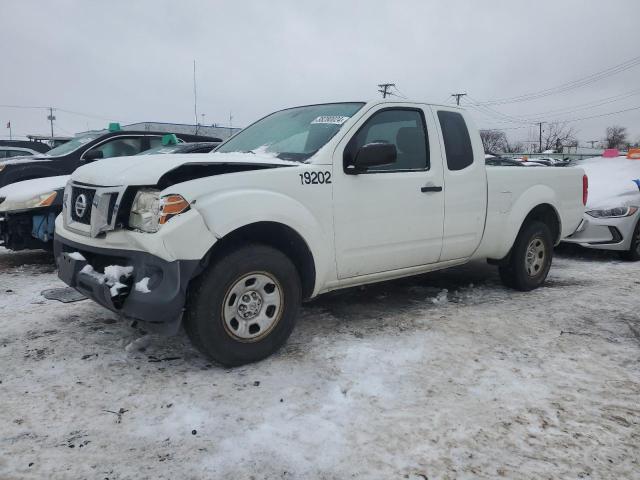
[0,246,639,479]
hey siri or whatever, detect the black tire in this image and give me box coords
[620,217,640,261]
[184,244,301,367]
[498,221,553,291]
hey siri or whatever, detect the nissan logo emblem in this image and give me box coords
[74,194,88,218]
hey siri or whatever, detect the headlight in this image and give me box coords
[0,190,57,212]
[586,206,638,218]
[128,190,189,233]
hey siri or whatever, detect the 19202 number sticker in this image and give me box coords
[299,171,332,185]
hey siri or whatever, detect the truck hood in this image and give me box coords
[72,151,301,186]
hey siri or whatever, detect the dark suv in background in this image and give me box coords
[0,126,220,188]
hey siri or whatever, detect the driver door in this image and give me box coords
[332,105,445,279]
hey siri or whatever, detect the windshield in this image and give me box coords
[44,133,101,157]
[216,102,365,161]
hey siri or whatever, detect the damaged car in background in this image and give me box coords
[0,137,220,251]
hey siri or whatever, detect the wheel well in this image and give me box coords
[523,204,561,243]
[203,222,316,299]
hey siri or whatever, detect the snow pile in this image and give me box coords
[579,156,640,209]
[68,252,86,261]
[103,265,134,283]
[125,334,152,353]
[207,148,297,165]
[134,277,151,293]
[80,264,134,297]
[431,288,449,305]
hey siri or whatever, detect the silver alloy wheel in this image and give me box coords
[222,272,283,342]
[525,236,546,277]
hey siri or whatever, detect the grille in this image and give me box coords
[70,187,96,225]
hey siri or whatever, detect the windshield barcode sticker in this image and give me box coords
[311,116,350,125]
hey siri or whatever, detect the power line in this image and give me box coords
[472,55,640,106]
[464,95,532,124]
[0,104,47,109]
[478,104,640,131]
[391,85,409,99]
[1,103,130,123]
[468,88,640,125]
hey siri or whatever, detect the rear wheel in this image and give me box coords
[184,244,301,366]
[499,221,553,291]
[621,218,640,261]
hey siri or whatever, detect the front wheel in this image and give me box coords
[184,244,301,366]
[499,221,553,291]
[620,218,640,261]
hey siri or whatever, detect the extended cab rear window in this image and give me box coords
[437,111,474,171]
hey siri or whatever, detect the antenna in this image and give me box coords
[193,60,198,135]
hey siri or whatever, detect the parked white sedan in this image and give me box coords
[564,156,640,260]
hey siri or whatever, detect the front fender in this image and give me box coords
[193,188,333,295]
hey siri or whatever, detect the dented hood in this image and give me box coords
[71,151,300,186]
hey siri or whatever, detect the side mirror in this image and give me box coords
[83,150,104,162]
[347,142,397,173]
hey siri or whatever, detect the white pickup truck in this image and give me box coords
[55,101,586,366]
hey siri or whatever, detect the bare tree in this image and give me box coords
[605,125,627,149]
[479,129,508,153]
[542,122,578,152]
[504,140,525,153]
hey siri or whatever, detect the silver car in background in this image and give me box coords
[564,156,640,260]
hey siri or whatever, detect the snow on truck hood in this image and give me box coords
[71,151,300,186]
[580,156,640,209]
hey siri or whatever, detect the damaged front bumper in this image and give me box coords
[54,234,204,334]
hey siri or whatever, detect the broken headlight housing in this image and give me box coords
[586,206,638,218]
[128,190,189,233]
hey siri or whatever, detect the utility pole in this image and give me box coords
[47,107,56,145]
[537,122,545,153]
[6,121,11,140]
[378,83,395,98]
[229,111,233,137]
[451,93,467,105]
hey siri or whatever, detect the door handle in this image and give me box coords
[421,185,443,193]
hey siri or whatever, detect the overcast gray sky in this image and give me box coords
[2,0,639,146]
